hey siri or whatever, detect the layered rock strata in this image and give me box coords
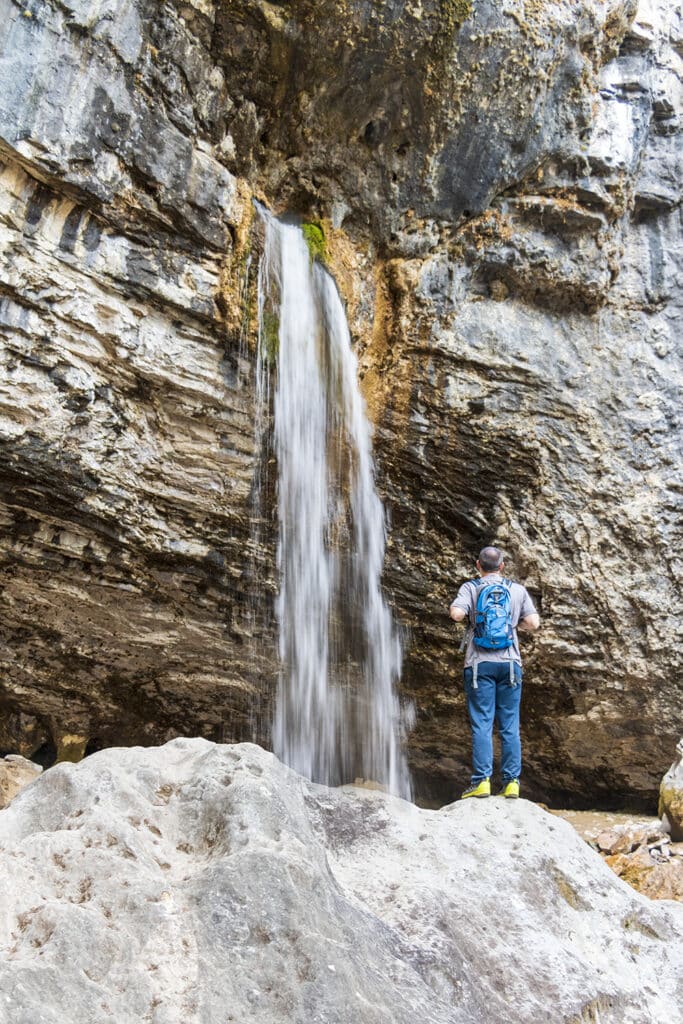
[0,0,681,805]
[0,0,277,760]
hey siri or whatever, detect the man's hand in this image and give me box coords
[519,613,540,632]
[450,604,467,622]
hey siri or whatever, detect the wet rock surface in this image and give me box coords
[1,739,682,1024]
[0,0,681,806]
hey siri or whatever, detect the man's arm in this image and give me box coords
[518,612,540,631]
[518,586,540,631]
[449,581,473,623]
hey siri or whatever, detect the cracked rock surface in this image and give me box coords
[1,739,682,1024]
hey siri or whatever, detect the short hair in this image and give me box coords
[478,546,504,572]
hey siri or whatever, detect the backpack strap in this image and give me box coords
[503,580,517,684]
[459,579,479,652]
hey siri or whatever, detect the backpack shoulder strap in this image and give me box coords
[459,579,479,646]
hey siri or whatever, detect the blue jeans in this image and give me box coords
[464,661,522,783]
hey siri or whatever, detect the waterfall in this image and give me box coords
[257,209,412,800]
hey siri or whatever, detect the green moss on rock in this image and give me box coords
[302,221,328,265]
[261,309,280,362]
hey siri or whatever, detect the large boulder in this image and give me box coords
[660,739,683,841]
[0,739,682,1023]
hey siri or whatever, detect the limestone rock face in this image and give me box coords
[365,0,683,805]
[1,739,682,1024]
[0,0,681,806]
[212,0,638,242]
[0,0,278,759]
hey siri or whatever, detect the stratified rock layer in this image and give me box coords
[0,0,279,758]
[0,0,681,805]
[1,740,682,1024]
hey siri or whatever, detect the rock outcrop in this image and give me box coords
[1,739,682,1023]
[660,738,683,841]
[0,753,41,808]
[0,0,681,806]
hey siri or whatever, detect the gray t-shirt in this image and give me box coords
[450,573,537,668]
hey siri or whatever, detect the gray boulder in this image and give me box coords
[0,739,681,1023]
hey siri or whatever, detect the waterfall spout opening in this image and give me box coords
[256,206,412,800]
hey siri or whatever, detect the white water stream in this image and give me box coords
[257,210,412,799]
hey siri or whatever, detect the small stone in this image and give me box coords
[629,846,656,869]
[596,829,631,855]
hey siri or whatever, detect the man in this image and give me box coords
[449,546,540,800]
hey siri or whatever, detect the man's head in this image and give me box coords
[477,546,504,574]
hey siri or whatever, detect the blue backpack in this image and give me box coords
[472,578,514,650]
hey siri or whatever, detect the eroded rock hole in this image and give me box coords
[31,739,58,769]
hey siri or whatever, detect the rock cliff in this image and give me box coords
[0,0,681,805]
[1,739,682,1023]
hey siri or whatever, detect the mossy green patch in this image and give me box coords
[302,221,328,265]
[261,308,280,362]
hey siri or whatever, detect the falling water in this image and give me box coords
[257,208,412,799]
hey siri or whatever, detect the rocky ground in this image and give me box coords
[552,808,683,901]
[1,740,682,1024]
[0,0,681,806]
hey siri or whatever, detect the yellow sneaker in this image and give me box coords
[461,778,491,799]
[500,779,520,799]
